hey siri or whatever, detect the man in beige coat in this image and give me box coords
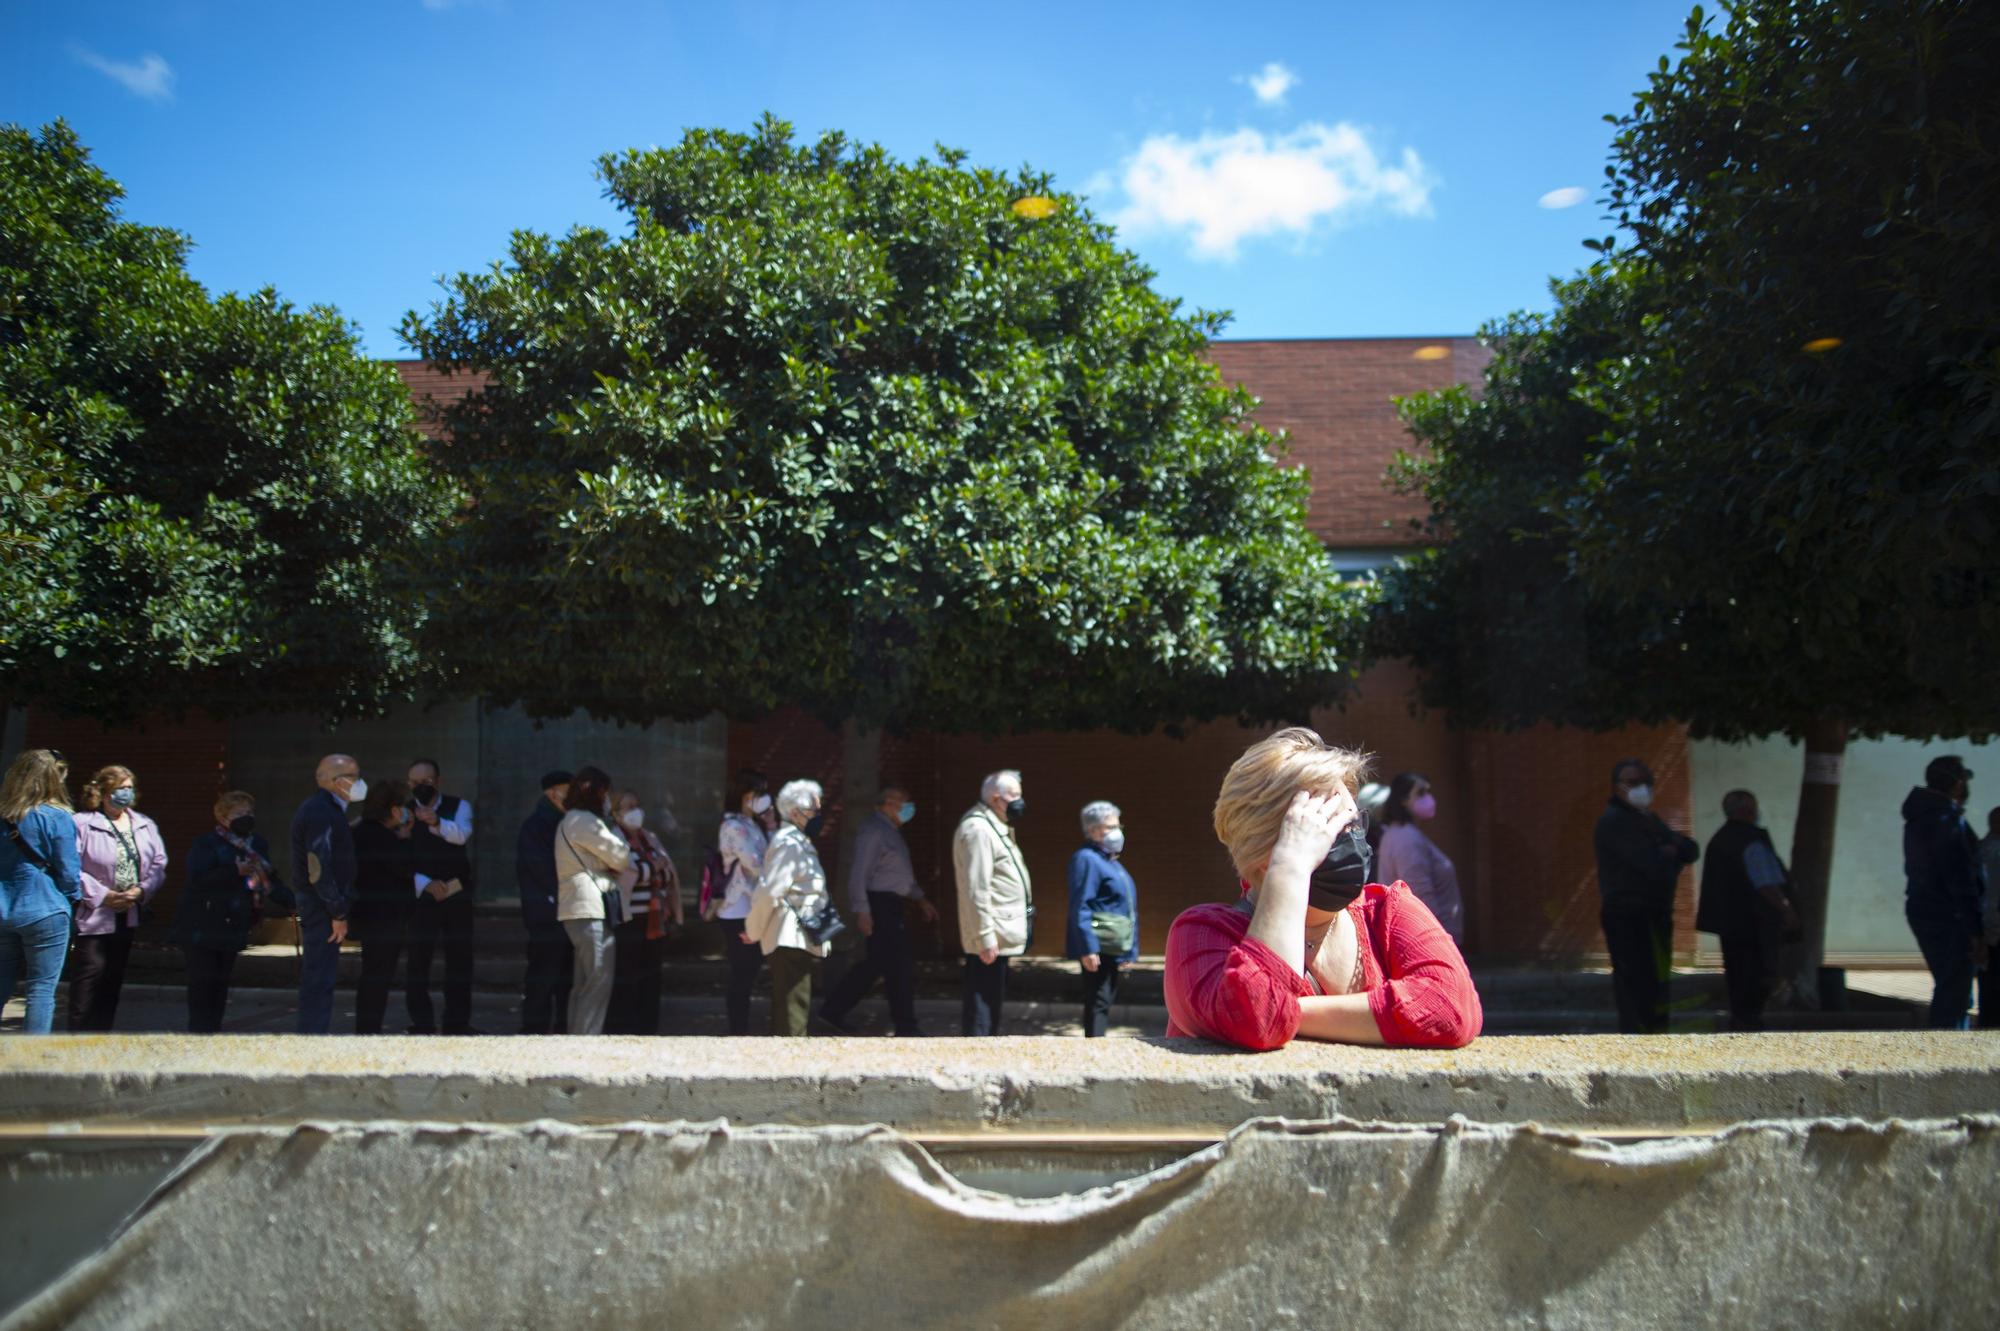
[953,769,1031,1035]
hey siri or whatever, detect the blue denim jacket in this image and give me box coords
[0,804,83,929]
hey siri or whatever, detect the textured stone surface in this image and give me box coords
[4,1032,1997,1133]
[8,1115,1998,1331]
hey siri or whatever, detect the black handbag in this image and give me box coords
[797,902,845,946]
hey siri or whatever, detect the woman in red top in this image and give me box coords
[1164,728,1482,1050]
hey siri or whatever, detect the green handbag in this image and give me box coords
[1090,910,1134,955]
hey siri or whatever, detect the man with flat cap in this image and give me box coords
[1903,755,1987,1028]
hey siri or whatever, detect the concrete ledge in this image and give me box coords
[4,1032,1997,1134]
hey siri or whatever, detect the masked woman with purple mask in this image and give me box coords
[1374,771,1465,947]
[1163,729,1481,1051]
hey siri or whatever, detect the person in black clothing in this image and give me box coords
[517,769,572,1034]
[1696,790,1801,1032]
[1593,758,1699,1034]
[172,791,294,1033]
[405,758,479,1035]
[352,779,415,1035]
[1903,755,1985,1030]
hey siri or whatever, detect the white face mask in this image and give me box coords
[1625,784,1653,810]
[750,793,772,815]
[345,777,369,803]
[1099,828,1126,856]
[620,808,645,830]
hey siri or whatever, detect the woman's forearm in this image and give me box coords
[1294,993,1387,1046]
[1246,869,1309,975]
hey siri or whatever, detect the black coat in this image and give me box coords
[1902,786,1984,934]
[517,796,564,932]
[172,831,295,954]
[350,819,416,942]
[1593,798,1699,912]
[1697,820,1785,940]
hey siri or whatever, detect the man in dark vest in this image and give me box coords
[1903,755,1985,1029]
[405,757,479,1035]
[1697,790,1801,1032]
[1593,758,1700,1034]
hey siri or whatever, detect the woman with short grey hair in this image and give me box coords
[746,779,834,1036]
[1067,799,1138,1037]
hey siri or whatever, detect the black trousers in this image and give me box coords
[605,917,664,1035]
[962,953,1010,1036]
[1080,955,1122,1038]
[407,889,475,1033]
[1601,902,1672,1034]
[184,945,238,1034]
[823,892,921,1034]
[1717,933,1769,1033]
[355,929,406,1035]
[721,920,765,1036]
[521,925,573,1034]
[66,920,136,1032]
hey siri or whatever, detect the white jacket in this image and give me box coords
[554,808,635,922]
[952,805,1031,956]
[744,823,831,957]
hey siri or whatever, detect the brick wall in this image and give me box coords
[1208,337,1491,548]
[726,679,1690,964]
[21,708,230,942]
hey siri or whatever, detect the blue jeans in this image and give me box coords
[1908,907,1975,1030]
[297,927,341,1035]
[1,912,73,1034]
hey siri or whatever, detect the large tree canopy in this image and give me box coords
[0,121,454,722]
[1370,0,1999,985]
[405,115,1356,733]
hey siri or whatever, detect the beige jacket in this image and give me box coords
[744,823,832,958]
[953,805,1031,956]
[554,808,636,922]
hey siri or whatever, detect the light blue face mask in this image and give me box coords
[898,802,916,825]
[110,787,136,809]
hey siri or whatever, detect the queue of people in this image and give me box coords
[20,729,1986,1044]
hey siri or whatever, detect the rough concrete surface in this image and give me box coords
[7,1114,1998,1330]
[3,1032,1997,1133]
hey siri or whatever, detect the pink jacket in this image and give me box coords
[73,810,168,935]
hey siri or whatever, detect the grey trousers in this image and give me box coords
[563,919,615,1036]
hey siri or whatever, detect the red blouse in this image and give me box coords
[1163,881,1482,1051]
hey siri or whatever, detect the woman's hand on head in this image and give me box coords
[1268,788,1358,880]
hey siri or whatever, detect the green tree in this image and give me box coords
[1374,0,2000,991]
[403,115,1358,835]
[0,121,455,725]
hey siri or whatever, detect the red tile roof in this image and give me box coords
[393,335,1488,547]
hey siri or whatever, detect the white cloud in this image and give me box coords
[1538,185,1588,210]
[1244,62,1297,106]
[72,48,174,101]
[1107,122,1434,261]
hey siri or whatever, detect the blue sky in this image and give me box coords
[5,0,1699,358]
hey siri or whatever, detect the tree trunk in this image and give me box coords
[1784,716,1850,1005]
[834,718,883,907]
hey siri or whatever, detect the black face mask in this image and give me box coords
[228,815,255,839]
[803,813,826,839]
[412,783,439,806]
[1005,797,1027,821]
[1307,825,1372,913]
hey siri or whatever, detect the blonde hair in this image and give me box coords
[213,790,255,823]
[82,764,136,812]
[1213,727,1372,883]
[0,749,72,822]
